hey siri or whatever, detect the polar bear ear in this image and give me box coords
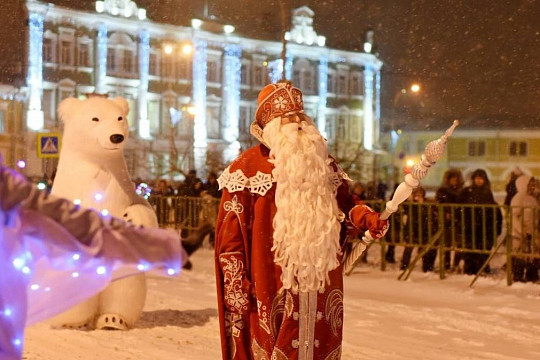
[57,98,82,124]
[112,97,129,115]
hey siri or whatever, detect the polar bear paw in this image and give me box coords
[95,313,129,330]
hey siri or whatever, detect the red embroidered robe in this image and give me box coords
[215,145,379,360]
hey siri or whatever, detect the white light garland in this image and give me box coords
[138,29,151,139]
[96,24,108,93]
[192,39,208,148]
[363,66,375,151]
[317,56,328,138]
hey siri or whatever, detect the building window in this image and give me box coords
[239,105,251,134]
[206,105,221,139]
[43,38,53,63]
[60,40,72,65]
[240,63,250,85]
[293,60,314,94]
[162,56,173,78]
[107,49,116,72]
[207,60,220,83]
[350,115,361,141]
[78,43,90,67]
[178,58,191,79]
[338,74,348,95]
[42,89,55,126]
[149,52,158,76]
[253,65,265,87]
[293,70,301,89]
[509,141,527,156]
[350,74,363,96]
[304,70,313,94]
[468,141,486,156]
[337,114,347,139]
[327,72,335,93]
[123,49,133,73]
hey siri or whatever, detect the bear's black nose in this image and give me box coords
[110,134,124,144]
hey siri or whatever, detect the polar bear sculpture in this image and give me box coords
[48,96,155,330]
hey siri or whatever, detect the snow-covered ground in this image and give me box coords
[23,248,540,360]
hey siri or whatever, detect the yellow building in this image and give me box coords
[380,127,540,200]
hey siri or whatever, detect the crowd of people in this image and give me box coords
[350,167,539,283]
[143,164,539,284]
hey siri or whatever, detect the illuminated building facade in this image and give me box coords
[13,0,383,181]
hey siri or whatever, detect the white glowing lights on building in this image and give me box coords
[138,29,151,139]
[223,25,235,34]
[95,0,146,20]
[26,10,45,131]
[285,6,326,48]
[19,1,382,181]
[363,66,375,151]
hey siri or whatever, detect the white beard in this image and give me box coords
[262,118,342,293]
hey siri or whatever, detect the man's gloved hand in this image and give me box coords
[369,218,389,240]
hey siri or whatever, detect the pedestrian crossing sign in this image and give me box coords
[37,133,61,158]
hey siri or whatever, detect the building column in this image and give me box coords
[374,69,381,147]
[192,39,207,171]
[95,23,107,94]
[221,44,241,163]
[317,56,328,138]
[268,59,282,84]
[363,66,374,151]
[26,11,44,131]
[137,29,150,139]
[285,52,293,81]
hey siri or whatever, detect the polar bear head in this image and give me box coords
[57,97,130,157]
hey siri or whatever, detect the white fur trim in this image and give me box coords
[218,166,347,197]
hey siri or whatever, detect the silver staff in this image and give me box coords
[344,120,460,276]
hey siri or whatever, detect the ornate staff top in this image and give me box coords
[343,120,459,275]
[381,120,459,220]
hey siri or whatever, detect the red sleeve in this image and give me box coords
[348,204,390,240]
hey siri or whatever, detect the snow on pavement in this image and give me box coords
[23,249,540,360]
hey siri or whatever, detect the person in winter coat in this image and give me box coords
[504,166,524,206]
[400,186,439,272]
[436,169,465,271]
[458,169,503,275]
[510,175,539,282]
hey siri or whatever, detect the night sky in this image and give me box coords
[31,1,540,129]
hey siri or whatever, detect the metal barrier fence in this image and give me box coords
[150,195,539,286]
[150,195,220,234]
[363,200,540,286]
